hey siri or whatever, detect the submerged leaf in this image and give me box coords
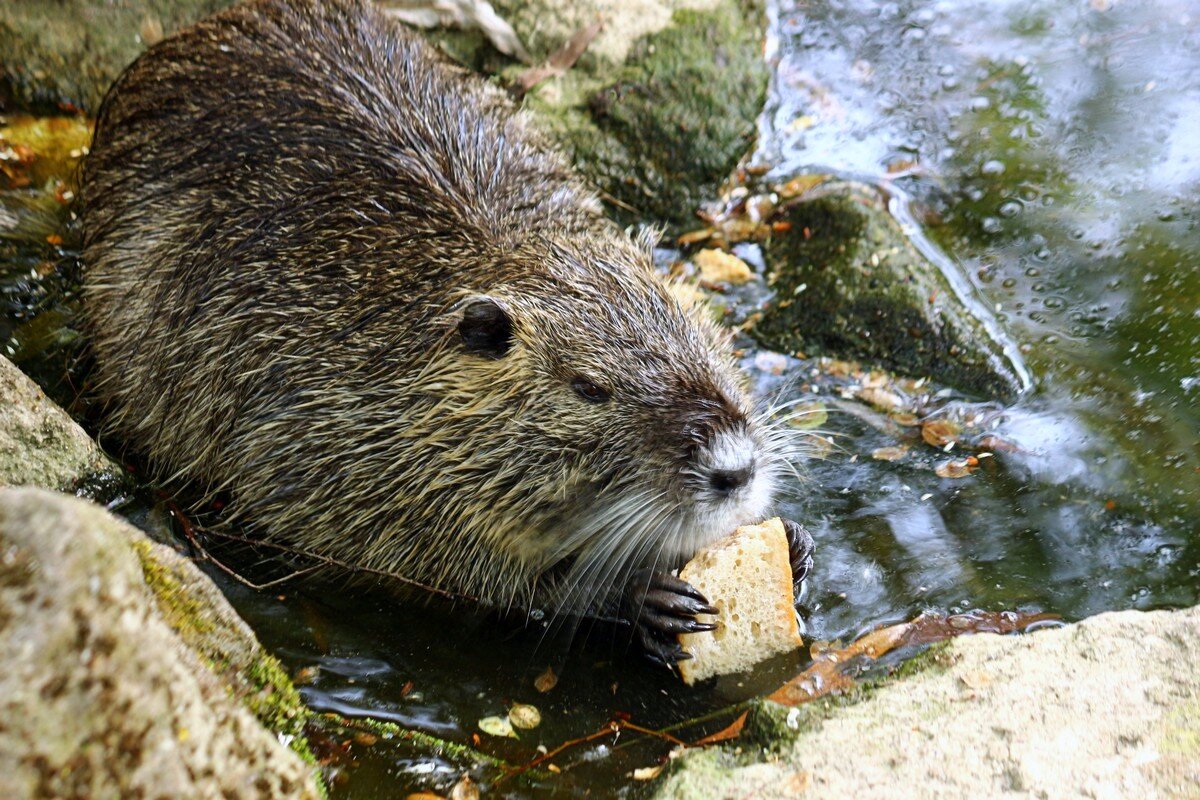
[534,666,558,693]
[935,457,978,479]
[449,774,479,800]
[871,446,909,462]
[691,710,748,746]
[479,715,518,739]
[508,703,542,730]
[632,764,664,781]
[921,419,962,448]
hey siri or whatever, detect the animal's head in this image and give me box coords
[425,233,787,613]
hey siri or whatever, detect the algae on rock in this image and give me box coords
[520,0,768,227]
[0,487,323,799]
[0,0,230,112]
[753,181,1032,400]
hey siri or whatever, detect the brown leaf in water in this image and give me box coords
[515,17,604,93]
[534,665,558,693]
[935,457,978,479]
[693,248,754,287]
[405,793,446,800]
[872,446,909,462]
[767,610,1058,707]
[857,386,905,411]
[921,419,962,448]
[691,710,748,746]
[449,774,480,800]
[975,434,1024,454]
[777,173,830,199]
[677,227,715,246]
[632,764,664,781]
[508,703,542,730]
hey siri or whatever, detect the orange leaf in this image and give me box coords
[691,710,748,746]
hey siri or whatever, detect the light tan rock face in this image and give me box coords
[656,606,1200,800]
[0,355,117,490]
[0,487,322,800]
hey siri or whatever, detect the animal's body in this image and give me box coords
[82,0,804,655]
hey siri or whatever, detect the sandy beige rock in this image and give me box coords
[0,487,321,799]
[0,355,117,489]
[678,517,802,685]
[657,605,1200,799]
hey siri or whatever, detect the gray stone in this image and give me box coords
[753,180,1032,400]
[0,486,322,799]
[0,354,117,490]
[1,0,767,228]
[655,606,1200,799]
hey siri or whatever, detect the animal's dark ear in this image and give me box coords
[458,297,513,359]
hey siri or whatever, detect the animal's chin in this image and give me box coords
[668,481,776,563]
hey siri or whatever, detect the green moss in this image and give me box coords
[526,0,767,227]
[754,181,1027,399]
[132,539,216,637]
[0,0,231,112]
[657,748,745,800]
[131,538,324,794]
[742,641,955,750]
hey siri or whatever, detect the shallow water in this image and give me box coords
[2,1,1198,797]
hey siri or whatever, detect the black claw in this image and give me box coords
[643,588,716,618]
[624,569,717,668]
[783,518,815,587]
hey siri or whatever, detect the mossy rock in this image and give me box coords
[0,0,230,112]
[753,180,1031,400]
[2,0,767,228]
[519,0,768,227]
[0,487,324,798]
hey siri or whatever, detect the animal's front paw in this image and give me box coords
[624,569,717,669]
[782,518,815,594]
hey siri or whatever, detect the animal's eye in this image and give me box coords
[571,376,611,404]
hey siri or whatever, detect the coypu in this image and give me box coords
[80,0,813,665]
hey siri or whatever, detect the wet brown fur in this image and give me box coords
[81,0,780,615]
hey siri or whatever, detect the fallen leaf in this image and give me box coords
[921,419,962,448]
[693,248,754,286]
[515,17,603,93]
[479,715,518,739]
[508,703,542,730]
[404,793,445,800]
[776,173,829,199]
[534,666,557,693]
[871,446,909,462]
[449,774,479,800]
[857,386,905,411]
[935,458,976,479]
[632,764,664,781]
[768,610,1058,707]
[691,710,748,746]
[783,402,828,430]
[676,227,715,246]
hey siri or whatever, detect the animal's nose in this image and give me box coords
[709,466,752,496]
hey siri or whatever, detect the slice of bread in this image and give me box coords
[677,517,803,685]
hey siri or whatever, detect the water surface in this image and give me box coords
[2,1,1197,797]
